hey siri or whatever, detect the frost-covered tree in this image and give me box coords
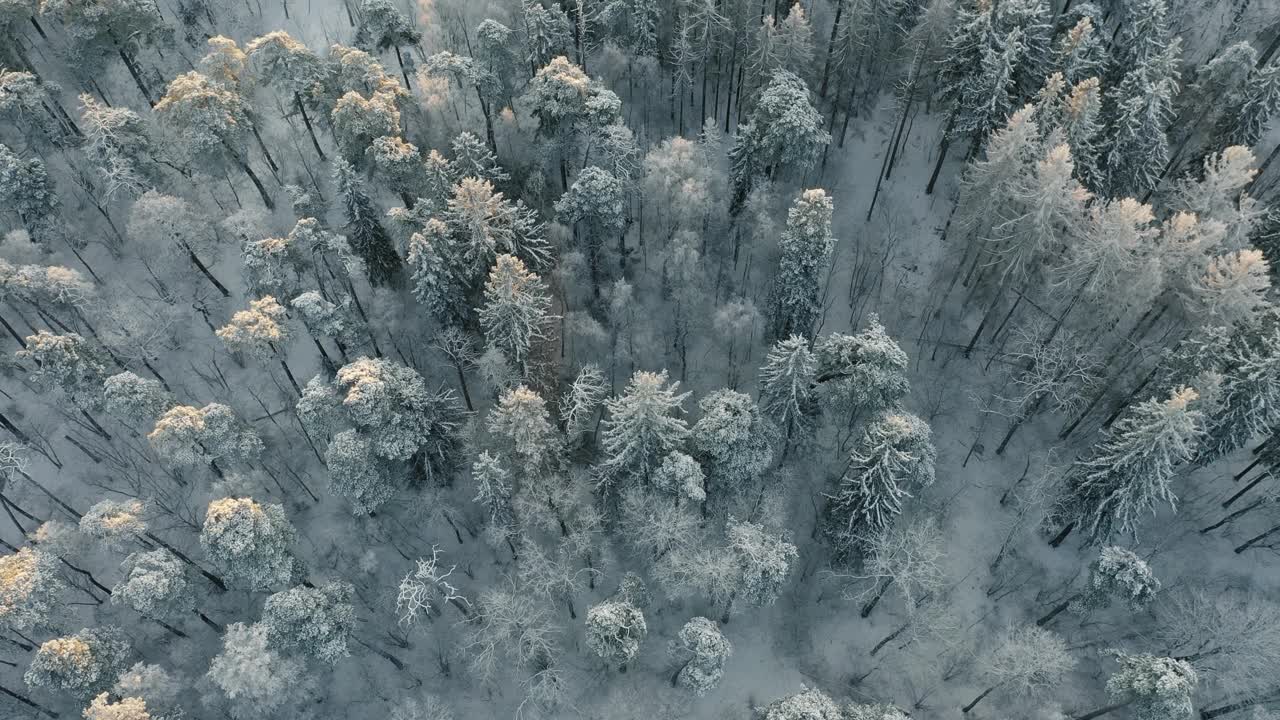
[651,451,706,504]
[0,546,63,631]
[396,546,468,626]
[148,403,262,470]
[690,389,774,501]
[824,411,936,559]
[199,498,297,591]
[472,451,514,533]
[963,625,1074,713]
[522,0,573,69]
[80,499,146,551]
[761,685,842,720]
[25,626,131,697]
[261,581,355,664]
[83,693,150,720]
[326,430,396,514]
[767,189,836,340]
[16,330,107,409]
[1079,546,1162,612]
[813,316,911,417]
[405,221,466,326]
[207,622,305,720]
[331,88,402,162]
[244,31,329,159]
[302,356,465,484]
[1222,61,1280,148]
[759,335,819,449]
[555,165,627,295]
[1065,387,1203,543]
[1086,652,1196,720]
[480,254,554,375]
[599,370,691,487]
[111,663,181,716]
[112,549,193,620]
[488,385,558,474]
[724,518,796,615]
[728,70,829,209]
[0,142,60,242]
[354,0,422,76]
[1196,313,1280,466]
[216,296,290,360]
[153,72,273,208]
[126,191,227,296]
[446,177,549,281]
[584,599,646,667]
[561,363,607,440]
[671,616,731,695]
[844,516,947,617]
[333,156,402,286]
[79,94,159,197]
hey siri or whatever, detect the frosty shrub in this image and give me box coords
[199,498,297,591]
[25,626,132,697]
[261,581,356,664]
[584,599,647,667]
[671,616,731,695]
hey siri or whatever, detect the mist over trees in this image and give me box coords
[4,0,1280,719]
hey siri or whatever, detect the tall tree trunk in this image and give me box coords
[295,95,327,160]
[0,684,58,718]
[1235,523,1280,553]
[962,686,996,714]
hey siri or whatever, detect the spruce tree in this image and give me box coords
[333,156,403,286]
[767,189,836,341]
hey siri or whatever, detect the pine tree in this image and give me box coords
[447,177,549,281]
[1079,546,1162,612]
[326,430,396,514]
[1222,61,1280,147]
[216,296,291,360]
[555,165,627,295]
[331,88,403,161]
[1054,15,1104,86]
[488,385,558,474]
[690,389,775,500]
[671,616,731,694]
[261,581,355,664]
[25,626,132,698]
[406,219,467,326]
[16,330,108,409]
[207,622,305,719]
[767,189,836,340]
[824,412,936,559]
[1196,312,1280,465]
[112,549,193,620]
[0,547,64,632]
[333,156,403,286]
[813,316,911,417]
[480,254,554,375]
[599,370,692,487]
[584,599,646,667]
[80,499,146,551]
[84,694,150,720]
[728,70,829,209]
[1101,38,1181,198]
[1097,652,1196,720]
[199,498,298,591]
[758,335,819,449]
[148,403,263,470]
[1067,387,1204,543]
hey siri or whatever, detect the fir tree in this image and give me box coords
[824,412,936,559]
[333,156,403,286]
[690,389,775,500]
[599,370,691,487]
[767,189,836,341]
[480,254,555,375]
[728,70,829,209]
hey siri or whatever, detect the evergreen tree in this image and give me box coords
[333,156,403,286]
[261,581,355,664]
[599,370,691,487]
[447,177,549,281]
[16,330,108,409]
[1079,546,1162,612]
[584,599,646,667]
[0,547,64,632]
[326,430,396,514]
[480,254,554,375]
[824,412,936,559]
[1222,61,1280,147]
[690,389,775,500]
[112,549,194,620]
[725,518,797,612]
[728,70,829,209]
[758,335,819,449]
[671,616,731,695]
[0,142,60,242]
[25,626,132,698]
[1096,653,1196,720]
[561,363,608,440]
[1102,39,1181,198]
[1067,387,1204,542]
[555,165,627,295]
[813,316,911,417]
[406,219,467,326]
[199,498,298,591]
[767,189,836,340]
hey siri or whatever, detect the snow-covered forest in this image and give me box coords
[3,0,1280,718]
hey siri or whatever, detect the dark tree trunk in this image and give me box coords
[962,686,996,713]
